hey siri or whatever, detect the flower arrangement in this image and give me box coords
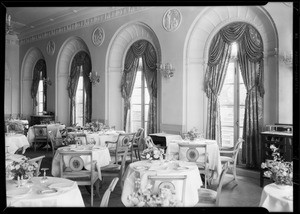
[141,147,165,160]
[6,157,38,180]
[127,179,182,207]
[85,121,104,132]
[64,134,76,145]
[184,127,203,141]
[261,144,293,186]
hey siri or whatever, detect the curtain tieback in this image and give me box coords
[246,84,257,95]
[208,85,219,101]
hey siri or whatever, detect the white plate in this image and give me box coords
[37,188,58,195]
[133,166,149,171]
[7,187,31,198]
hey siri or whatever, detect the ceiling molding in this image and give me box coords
[19,7,151,46]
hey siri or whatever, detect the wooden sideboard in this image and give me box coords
[260,130,293,187]
[30,115,55,126]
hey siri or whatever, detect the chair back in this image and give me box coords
[100,177,119,207]
[59,149,98,206]
[6,121,24,134]
[33,125,48,141]
[232,139,244,162]
[144,136,155,148]
[28,155,45,177]
[178,143,208,166]
[216,161,229,205]
[68,132,88,145]
[132,128,145,148]
[148,175,187,205]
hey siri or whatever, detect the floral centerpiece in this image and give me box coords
[127,180,182,207]
[261,144,293,186]
[141,147,165,160]
[184,127,203,141]
[85,121,104,132]
[64,134,76,145]
[6,157,38,180]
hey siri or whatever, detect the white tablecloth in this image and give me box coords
[51,145,111,178]
[166,139,222,180]
[259,183,293,212]
[6,176,85,207]
[5,134,30,154]
[27,124,66,145]
[121,160,202,207]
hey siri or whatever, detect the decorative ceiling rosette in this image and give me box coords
[92,26,105,47]
[162,8,182,32]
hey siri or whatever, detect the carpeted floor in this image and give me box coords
[23,147,264,208]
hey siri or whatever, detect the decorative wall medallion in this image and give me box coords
[46,40,55,55]
[162,8,182,32]
[92,27,105,47]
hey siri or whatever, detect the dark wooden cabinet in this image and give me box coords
[30,115,55,126]
[260,131,293,187]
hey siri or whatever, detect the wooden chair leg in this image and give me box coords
[91,184,93,207]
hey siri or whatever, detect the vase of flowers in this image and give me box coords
[261,144,293,186]
[141,147,165,160]
[184,127,203,141]
[6,157,38,184]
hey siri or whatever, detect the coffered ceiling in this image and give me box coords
[5,7,119,38]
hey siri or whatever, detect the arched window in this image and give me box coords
[130,57,150,136]
[121,40,157,135]
[36,71,46,115]
[219,42,246,148]
[67,51,92,126]
[31,59,47,115]
[74,66,86,127]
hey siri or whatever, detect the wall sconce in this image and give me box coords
[89,70,100,85]
[157,62,175,78]
[43,77,52,86]
[279,51,293,67]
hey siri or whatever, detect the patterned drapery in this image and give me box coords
[67,51,92,126]
[31,59,46,109]
[121,40,157,134]
[204,22,264,168]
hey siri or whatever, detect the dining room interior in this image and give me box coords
[2,1,299,212]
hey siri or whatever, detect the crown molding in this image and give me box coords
[19,7,151,46]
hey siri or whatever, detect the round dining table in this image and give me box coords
[259,183,293,212]
[5,133,30,154]
[6,176,85,207]
[121,159,202,207]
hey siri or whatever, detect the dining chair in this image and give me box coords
[32,125,50,152]
[178,143,210,188]
[100,146,129,190]
[99,177,119,207]
[144,136,164,149]
[28,155,45,177]
[105,133,134,164]
[48,131,65,156]
[147,174,187,206]
[195,161,229,207]
[219,138,244,183]
[6,121,25,134]
[59,150,100,207]
[131,128,145,162]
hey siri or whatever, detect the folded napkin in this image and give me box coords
[38,188,58,194]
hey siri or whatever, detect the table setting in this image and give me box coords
[166,138,222,180]
[51,144,111,177]
[121,158,202,207]
[5,132,30,154]
[6,176,85,207]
